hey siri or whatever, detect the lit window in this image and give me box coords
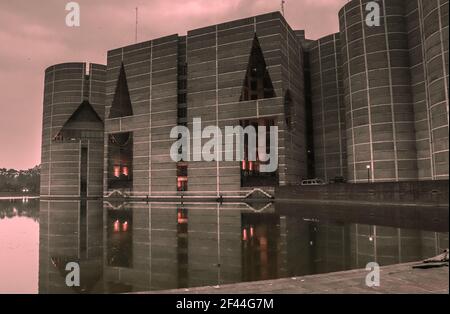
[177,176,188,191]
[177,164,188,191]
[242,228,248,241]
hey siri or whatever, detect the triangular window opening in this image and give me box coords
[240,35,276,102]
[54,101,104,142]
[109,63,133,119]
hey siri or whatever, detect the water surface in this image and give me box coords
[0,199,39,293]
[0,199,448,293]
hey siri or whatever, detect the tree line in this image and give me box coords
[0,165,40,194]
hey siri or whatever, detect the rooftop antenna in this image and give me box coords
[281,0,285,16]
[135,7,138,43]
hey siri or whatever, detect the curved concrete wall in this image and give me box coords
[40,62,106,197]
[339,0,418,183]
[407,0,449,180]
[310,33,347,181]
[419,0,449,179]
[406,0,434,180]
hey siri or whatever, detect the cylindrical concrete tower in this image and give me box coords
[418,0,449,179]
[406,0,434,180]
[41,62,106,197]
[310,33,347,182]
[406,0,449,181]
[339,0,418,183]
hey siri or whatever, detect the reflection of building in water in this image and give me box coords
[420,231,449,258]
[349,225,450,269]
[102,203,246,291]
[104,203,179,292]
[106,209,132,268]
[39,200,103,293]
[283,217,350,276]
[39,199,448,293]
[311,222,350,274]
[187,203,243,287]
[241,213,283,281]
[282,217,449,277]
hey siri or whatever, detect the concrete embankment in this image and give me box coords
[143,262,449,294]
[276,180,449,207]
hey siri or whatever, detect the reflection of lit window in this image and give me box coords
[114,166,120,177]
[113,220,129,232]
[107,209,133,268]
[114,220,120,232]
[177,208,188,224]
[242,228,247,241]
[242,226,255,241]
[122,166,129,177]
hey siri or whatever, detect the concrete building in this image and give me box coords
[336,0,448,182]
[41,3,449,197]
[103,12,306,197]
[339,0,420,182]
[303,0,448,183]
[40,63,106,197]
[36,3,449,294]
[309,33,347,182]
[406,0,449,180]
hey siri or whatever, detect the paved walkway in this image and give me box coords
[146,262,448,294]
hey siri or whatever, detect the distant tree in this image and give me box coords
[0,165,40,194]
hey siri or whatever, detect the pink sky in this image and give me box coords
[0,0,346,170]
